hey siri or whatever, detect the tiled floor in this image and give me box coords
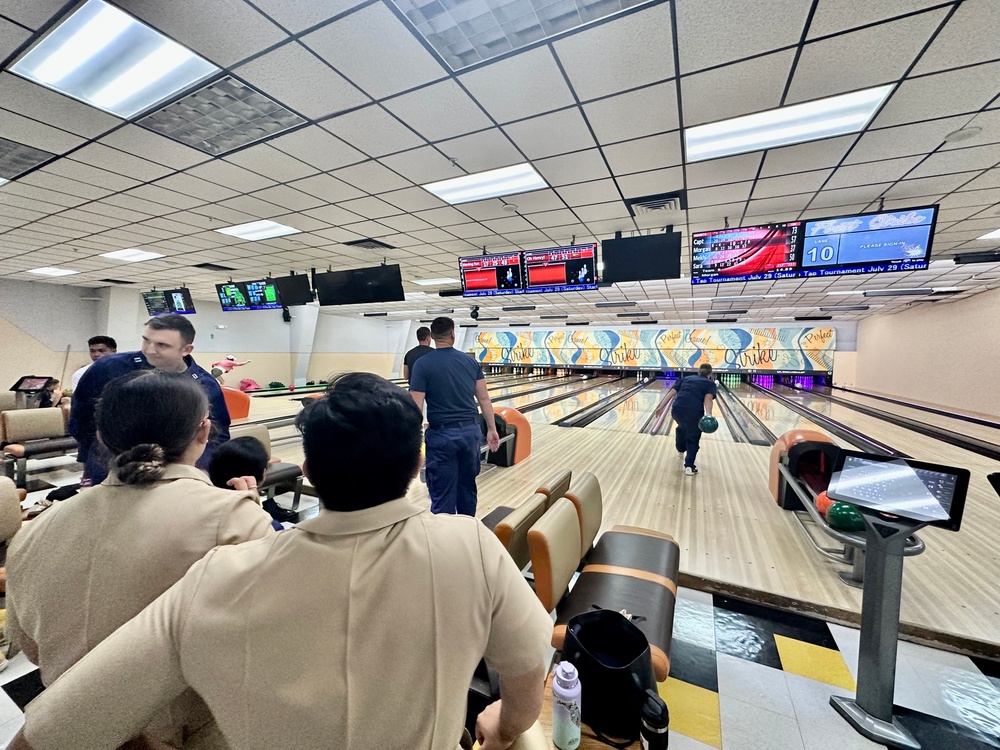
[4,461,1000,749]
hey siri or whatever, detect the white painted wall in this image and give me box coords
[0,279,101,351]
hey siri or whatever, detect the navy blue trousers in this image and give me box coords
[424,424,482,516]
[672,410,703,469]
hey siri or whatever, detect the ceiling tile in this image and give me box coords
[808,183,891,209]
[808,0,944,39]
[383,79,493,141]
[251,184,327,211]
[553,2,674,101]
[380,146,464,183]
[503,108,596,159]
[844,117,968,164]
[289,173,365,203]
[0,0,66,29]
[98,125,210,170]
[301,3,447,99]
[825,156,923,189]
[212,195,286,220]
[503,189,563,213]
[155,173,239,202]
[43,159,140,193]
[233,41,369,119]
[582,82,679,144]
[753,169,833,199]
[681,50,795,127]
[246,0,369,33]
[125,184,206,210]
[686,153,762,188]
[912,0,1000,75]
[534,148,612,187]
[687,182,753,208]
[527,208,579,228]
[188,159,276,192]
[675,0,809,73]
[0,72,121,139]
[333,160,412,193]
[872,62,1000,128]
[19,172,111,201]
[68,143,173,182]
[381,186,448,212]
[269,125,365,172]
[575,202,632,222]
[435,128,523,173]
[759,136,856,178]
[321,105,425,158]
[889,172,978,199]
[459,46,575,123]
[0,109,86,154]
[556,178,622,206]
[116,0,288,67]
[379,213,434,233]
[616,167,684,198]
[413,205,474,226]
[907,143,1000,179]
[302,204,366,226]
[225,143,320,182]
[456,199,513,221]
[338,196,404,220]
[602,132,683,176]
[746,194,814,217]
[787,9,948,103]
[481,215,534,234]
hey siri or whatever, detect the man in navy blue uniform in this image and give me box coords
[668,363,717,477]
[409,317,499,515]
[70,314,230,486]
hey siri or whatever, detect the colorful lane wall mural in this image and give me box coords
[474,328,836,372]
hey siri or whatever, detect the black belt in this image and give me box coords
[431,419,479,429]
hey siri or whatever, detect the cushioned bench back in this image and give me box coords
[527,497,581,612]
[534,469,572,508]
[2,408,66,443]
[494,492,548,571]
[563,470,603,557]
[0,477,23,542]
[229,423,273,458]
[0,392,16,412]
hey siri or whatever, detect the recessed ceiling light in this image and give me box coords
[976,228,1000,240]
[214,220,301,241]
[826,290,866,296]
[684,85,894,162]
[11,0,220,119]
[29,267,79,276]
[413,277,460,286]
[100,248,164,262]
[422,163,547,205]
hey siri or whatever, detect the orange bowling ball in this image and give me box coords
[816,491,833,515]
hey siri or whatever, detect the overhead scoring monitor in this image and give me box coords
[800,206,937,277]
[523,243,598,294]
[691,222,800,284]
[826,450,969,531]
[216,280,282,311]
[459,252,524,297]
[142,288,196,316]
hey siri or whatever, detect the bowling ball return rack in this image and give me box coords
[770,432,924,588]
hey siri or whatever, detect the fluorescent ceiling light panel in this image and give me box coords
[976,228,1000,240]
[0,178,7,187]
[826,290,865,296]
[214,220,301,241]
[685,85,894,162]
[11,0,220,119]
[100,248,164,262]
[422,163,547,205]
[413,277,459,286]
[29,267,79,276]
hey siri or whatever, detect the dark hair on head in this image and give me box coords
[416,326,431,342]
[430,317,454,339]
[209,437,269,489]
[296,372,423,511]
[97,370,208,485]
[698,363,713,376]
[145,314,196,345]
[88,335,117,349]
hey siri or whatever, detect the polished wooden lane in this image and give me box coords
[242,390,1000,655]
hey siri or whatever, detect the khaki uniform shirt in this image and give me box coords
[7,464,275,743]
[22,498,553,750]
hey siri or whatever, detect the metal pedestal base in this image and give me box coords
[830,696,919,749]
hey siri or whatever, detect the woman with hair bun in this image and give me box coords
[5,370,274,748]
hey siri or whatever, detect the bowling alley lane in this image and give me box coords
[818,387,1000,446]
[488,374,582,398]
[521,377,635,424]
[585,378,677,432]
[725,383,847,446]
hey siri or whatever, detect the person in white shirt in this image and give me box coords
[70,336,117,389]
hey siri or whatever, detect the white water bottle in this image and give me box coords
[552,662,581,750]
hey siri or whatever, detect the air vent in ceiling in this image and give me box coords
[194,262,237,272]
[624,191,686,218]
[138,76,306,156]
[344,238,395,250]
[99,278,136,285]
[0,136,56,180]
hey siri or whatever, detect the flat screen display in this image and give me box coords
[164,287,195,314]
[600,233,682,284]
[273,274,313,306]
[799,207,937,277]
[142,290,170,316]
[691,222,801,284]
[313,264,405,306]
[827,451,969,531]
[524,243,598,294]
[216,280,282,312]
[11,376,53,392]
[460,252,524,297]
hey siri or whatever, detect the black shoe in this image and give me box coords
[262,498,299,523]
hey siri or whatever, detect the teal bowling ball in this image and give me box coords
[698,415,719,433]
[826,502,866,532]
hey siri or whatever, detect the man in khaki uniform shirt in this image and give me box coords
[11,374,552,750]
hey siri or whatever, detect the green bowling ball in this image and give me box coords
[698,415,719,433]
[826,502,866,532]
